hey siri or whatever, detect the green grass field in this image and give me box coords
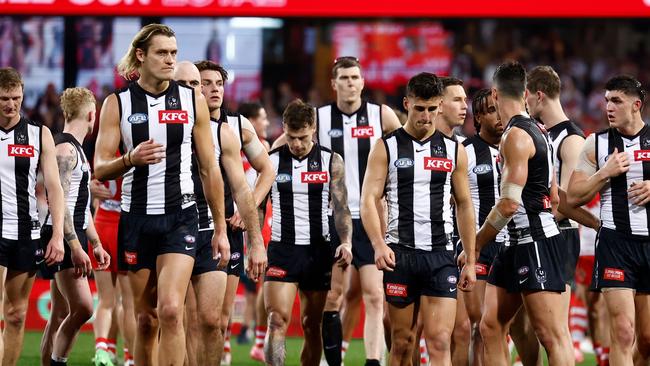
[17,331,596,365]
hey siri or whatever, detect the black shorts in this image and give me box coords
[0,236,39,272]
[592,227,650,293]
[560,228,580,285]
[192,227,245,277]
[351,219,373,268]
[265,241,333,291]
[118,205,199,272]
[488,235,566,293]
[383,245,459,305]
[476,240,502,281]
[38,225,87,279]
[224,227,244,277]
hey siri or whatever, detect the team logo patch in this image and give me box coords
[475,263,488,275]
[394,158,414,168]
[473,164,493,175]
[301,171,328,184]
[15,133,26,144]
[535,268,547,284]
[168,96,179,108]
[432,145,445,157]
[275,173,292,183]
[518,266,529,276]
[184,235,196,244]
[158,110,188,124]
[328,129,343,138]
[386,283,408,297]
[424,157,453,172]
[266,266,287,278]
[127,113,148,124]
[8,144,34,157]
[231,252,241,260]
[125,251,137,265]
[309,160,320,170]
[447,275,458,284]
[603,268,625,281]
[634,150,650,161]
[358,116,367,125]
[351,126,374,138]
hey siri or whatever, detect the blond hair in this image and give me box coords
[60,87,96,121]
[117,24,175,80]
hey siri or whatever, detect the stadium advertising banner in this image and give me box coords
[2,0,650,17]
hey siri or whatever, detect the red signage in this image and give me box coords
[386,283,407,297]
[634,150,650,161]
[301,171,328,184]
[8,144,35,157]
[351,126,374,139]
[603,268,625,282]
[424,157,453,172]
[159,110,189,124]
[2,0,650,16]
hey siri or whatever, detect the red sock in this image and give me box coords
[254,325,267,349]
[107,338,117,355]
[95,338,108,351]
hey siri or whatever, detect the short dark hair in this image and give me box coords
[472,88,492,133]
[332,56,361,79]
[0,67,23,90]
[493,61,527,99]
[406,72,443,100]
[195,60,228,82]
[441,77,463,90]
[283,99,315,131]
[238,102,263,120]
[527,66,561,99]
[605,75,646,103]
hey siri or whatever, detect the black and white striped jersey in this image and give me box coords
[0,116,42,240]
[384,128,457,251]
[463,135,507,243]
[46,133,90,230]
[317,101,382,219]
[192,112,242,231]
[504,115,559,244]
[116,81,196,215]
[595,124,650,236]
[269,143,332,245]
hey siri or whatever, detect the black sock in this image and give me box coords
[322,311,342,366]
[365,359,381,366]
[50,360,67,366]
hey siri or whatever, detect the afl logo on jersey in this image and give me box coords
[275,174,292,183]
[394,158,414,168]
[328,129,343,138]
[127,113,148,124]
[473,164,493,175]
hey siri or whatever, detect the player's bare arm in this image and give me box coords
[554,134,585,221]
[330,152,353,268]
[40,126,65,265]
[240,116,276,207]
[360,139,394,271]
[557,188,600,229]
[381,104,402,134]
[452,143,477,291]
[567,134,629,206]
[84,212,110,271]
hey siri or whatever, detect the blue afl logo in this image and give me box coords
[276,174,292,183]
[394,158,414,168]
[473,164,493,175]
[518,266,529,276]
[328,129,343,138]
[447,275,458,284]
[231,252,241,260]
[128,113,148,124]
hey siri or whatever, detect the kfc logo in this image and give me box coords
[634,150,650,161]
[603,268,625,281]
[386,283,407,297]
[8,144,34,157]
[158,110,188,124]
[301,171,328,184]
[424,157,453,172]
[351,126,374,138]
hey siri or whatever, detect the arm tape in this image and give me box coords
[485,207,512,232]
[501,182,523,204]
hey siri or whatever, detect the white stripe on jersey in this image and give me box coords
[579,200,599,256]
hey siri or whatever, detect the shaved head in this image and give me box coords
[174,61,201,91]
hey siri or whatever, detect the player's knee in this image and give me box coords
[158,302,183,327]
[362,289,383,311]
[136,310,159,334]
[301,313,322,335]
[453,318,471,341]
[70,299,94,324]
[199,311,221,335]
[268,311,288,332]
[636,328,650,357]
[391,329,416,357]
[479,315,502,340]
[4,303,28,328]
[610,314,635,348]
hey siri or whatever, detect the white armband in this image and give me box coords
[500,182,523,204]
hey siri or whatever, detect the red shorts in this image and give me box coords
[575,255,595,286]
[92,212,120,273]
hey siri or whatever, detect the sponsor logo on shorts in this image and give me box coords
[8,144,34,157]
[351,126,374,138]
[473,164,493,175]
[542,195,552,209]
[301,171,328,184]
[184,235,196,244]
[634,150,650,161]
[127,113,148,124]
[266,266,287,278]
[394,158,414,168]
[328,129,343,138]
[424,157,453,172]
[275,173,292,183]
[125,251,137,265]
[535,268,547,284]
[475,263,488,276]
[447,275,458,284]
[386,283,408,297]
[231,252,241,260]
[603,267,625,281]
[518,266,529,276]
[158,110,188,124]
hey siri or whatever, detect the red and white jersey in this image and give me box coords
[579,195,600,257]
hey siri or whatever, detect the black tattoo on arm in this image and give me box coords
[57,146,79,247]
[330,153,352,244]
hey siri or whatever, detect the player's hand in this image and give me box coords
[227,211,246,231]
[71,245,92,278]
[92,244,111,271]
[458,262,476,292]
[130,139,165,166]
[601,147,630,178]
[628,180,650,206]
[89,179,112,200]
[334,243,352,269]
[212,230,230,270]
[44,233,64,266]
[374,243,395,271]
[246,242,267,282]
